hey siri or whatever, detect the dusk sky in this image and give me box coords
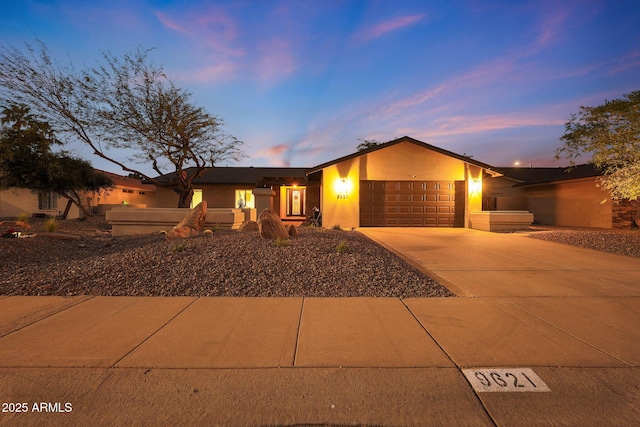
[2,0,639,175]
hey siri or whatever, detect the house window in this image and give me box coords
[123,189,134,193]
[235,190,255,209]
[190,189,203,209]
[38,191,57,210]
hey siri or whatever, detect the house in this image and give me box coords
[0,170,156,219]
[90,171,157,214]
[154,167,318,223]
[153,136,502,229]
[485,164,639,229]
[151,136,638,230]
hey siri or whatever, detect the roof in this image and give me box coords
[154,167,310,186]
[495,164,603,186]
[307,136,502,176]
[97,170,156,191]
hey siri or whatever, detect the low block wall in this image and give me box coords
[106,207,255,236]
[470,210,534,232]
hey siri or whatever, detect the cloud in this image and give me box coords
[355,14,426,44]
[255,38,297,82]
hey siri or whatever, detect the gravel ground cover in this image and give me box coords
[527,226,640,258]
[0,217,452,297]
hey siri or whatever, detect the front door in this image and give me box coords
[286,187,305,217]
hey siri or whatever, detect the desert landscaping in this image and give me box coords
[1,215,638,298]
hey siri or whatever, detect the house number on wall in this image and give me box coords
[462,368,550,392]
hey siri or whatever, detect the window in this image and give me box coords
[235,190,255,209]
[190,189,203,209]
[123,189,134,193]
[38,191,57,210]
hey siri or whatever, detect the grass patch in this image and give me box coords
[17,212,30,223]
[44,218,58,233]
[171,243,188,253]
[335,240,348,254]
[332,224,342,230]
[271,238,290,247]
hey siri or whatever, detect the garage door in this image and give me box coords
[360,180,465,227]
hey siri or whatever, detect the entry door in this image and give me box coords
[286,187,305,216]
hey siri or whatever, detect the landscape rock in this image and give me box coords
[239,220,259,233]
[166,226,199,239]
[176,201,207,232]
[288,224,298,237]
[167,201,207,239]
[0,220,32,230]
[257,209,289,240]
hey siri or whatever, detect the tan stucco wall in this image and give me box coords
[156,184,254,208]
[321,141,472,228]
[0,188,80,219]
[525,179,612,228]
[359,141,466,181]
[91,186,156,209]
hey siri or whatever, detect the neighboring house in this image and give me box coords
[90,171,157,214]
[0,170,156,219]
[485,164,639,229]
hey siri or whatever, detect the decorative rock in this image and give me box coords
[175,201,207,233]
[257,209,289,240]
[239,220,259,233]
[288,224,298,237]
[166,226,199,239]
[166,201,207,239]
[0,220,32,230]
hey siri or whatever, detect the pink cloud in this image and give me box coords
[155,11,190,35]
[355,14,426,44]
[255,38,297,82]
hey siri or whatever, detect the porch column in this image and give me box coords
[252,187,275,215]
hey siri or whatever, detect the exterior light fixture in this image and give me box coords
[337,177,349,199]
[469,179,481,195]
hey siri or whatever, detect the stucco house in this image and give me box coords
[154,167,318,224]
[151,136,638,230]
[485,164,639,229]
[0,170,156,219]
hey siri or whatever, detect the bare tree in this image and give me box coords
[0,41,245,207]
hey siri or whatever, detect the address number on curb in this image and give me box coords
[462,368,550,392]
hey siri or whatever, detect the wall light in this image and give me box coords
[337,177,350,199]
[469,179,481,195]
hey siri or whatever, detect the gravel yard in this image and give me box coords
[0,217,452,297]
[2,218,638,297]
[527,226,640,258]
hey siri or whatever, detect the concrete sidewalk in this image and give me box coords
[1,228,639,426]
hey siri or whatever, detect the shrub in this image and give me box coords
[271,238,290,247]
[44,218,58,233]
[332,224,342,230]
[17,212,29,223]
[171,244,188,253]
[335,241,348,254]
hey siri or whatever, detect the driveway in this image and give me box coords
[360,227,640,298]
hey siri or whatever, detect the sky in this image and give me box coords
[1,0,639,176]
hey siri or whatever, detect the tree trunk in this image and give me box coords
[177,188,194,208]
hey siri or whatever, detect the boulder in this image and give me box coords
[0,220,32,230]
[257,209,289,240]
[239,220,259,233]
[288,224,298,237]
[166,226,199,239]
[166,201,207,239]
[175,201,207,232]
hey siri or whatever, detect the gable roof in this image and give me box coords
[154,166,310,186]
[97,170,156,191]
[495,164,603,186]
[307,136,501,176]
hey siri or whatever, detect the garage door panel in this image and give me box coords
[360,180,464,227]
